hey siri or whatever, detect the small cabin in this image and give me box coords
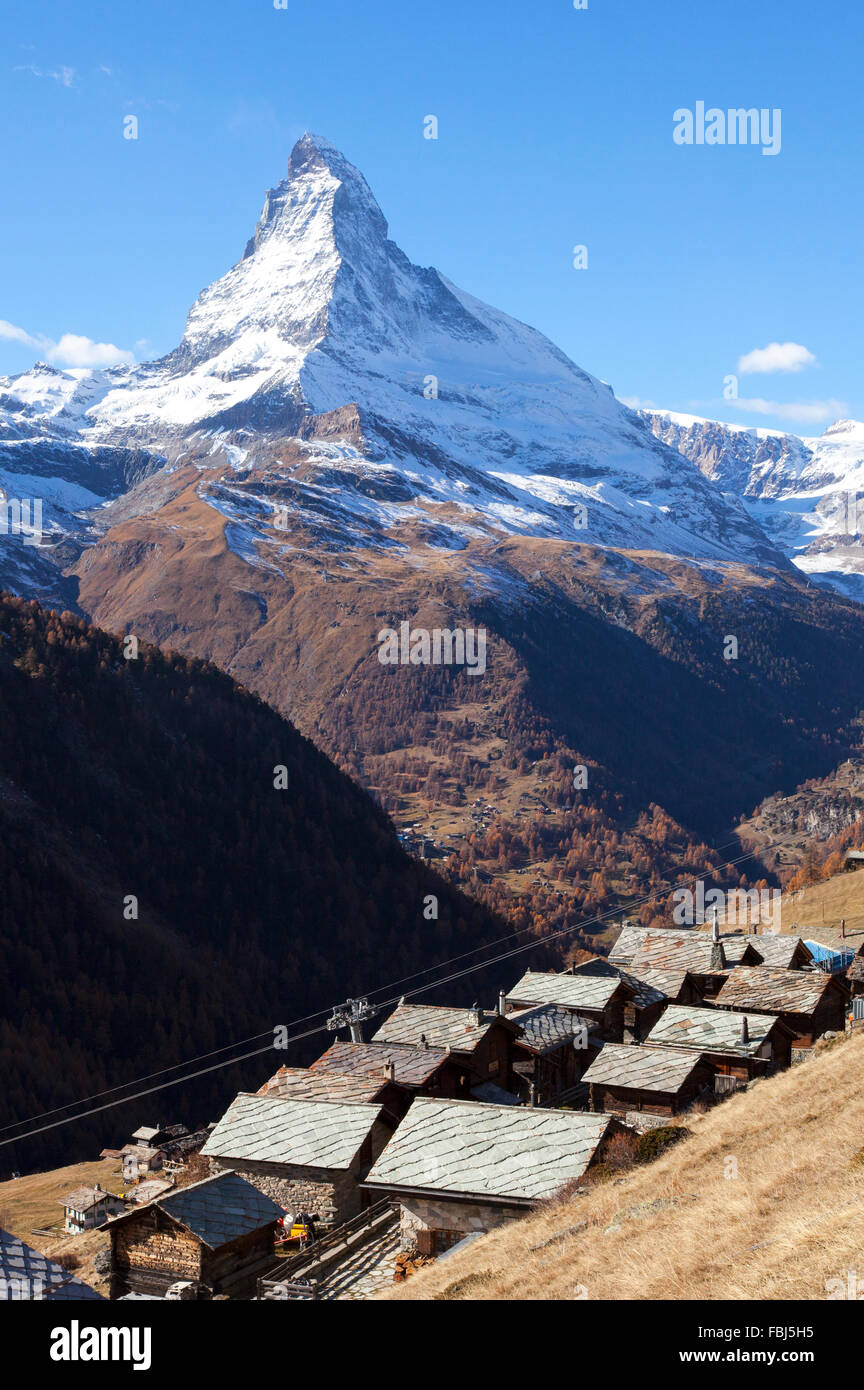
[644,1004,795,1087]
[505,970,636,1042]
[202,1092,394,1228]
[123,1147,164,1183]
[106,1172,282,1299]
[371,1003,522,1090]
[714,967,850,1044]
[507,1004,600,1103]
[582,1042,715,1118]
[570,957,669,1040]
[364,1097,630,1249]
[60,1184,125,1234]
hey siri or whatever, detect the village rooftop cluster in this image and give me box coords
[3,915,863,1302]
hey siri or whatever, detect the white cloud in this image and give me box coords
[47,333,134,369]
[14,63,78,87]
[0,319,134,369]
[619,394,659,411]
[727,396,847,425]
[0,319,42,348]
[737,341,817,374]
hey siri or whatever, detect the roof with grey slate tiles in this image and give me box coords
[371,1004,517,1052]
[506,970,629,1012]
[106,1172,283,1249]
[365,1098,618,1202]
[508,1004,595,1054]
[581,1042,707,1092]
[715,967,842,1015]
[571,957,668,1008]
[310,1040,452,1086]
[258,1066,386,1105]
[1,1228,105,1301]
[202,1092,382,1171]
[645,1004,784,1056]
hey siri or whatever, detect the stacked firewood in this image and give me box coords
[393,1248,435,1281]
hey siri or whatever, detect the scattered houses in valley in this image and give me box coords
[105,1172,283,1300]
[201,1092,394,1226]
[364,1097,630,1249]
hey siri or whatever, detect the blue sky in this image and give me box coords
[2,0,861,434]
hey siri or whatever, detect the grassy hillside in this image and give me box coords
[383,1030,864,1301]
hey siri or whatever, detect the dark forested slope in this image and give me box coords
[0,594,503,1173]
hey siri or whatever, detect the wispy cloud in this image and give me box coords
[0,319,134,369]
[738,341,817,374]
[619,395,660,411]
[721,396,846,425]
[14,63,78,88]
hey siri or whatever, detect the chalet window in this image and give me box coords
[487,1059,500,1075]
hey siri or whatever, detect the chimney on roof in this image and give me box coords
[711,906,720,944]
[384,1058,396,1081]
[529,1082,537,1108]
[419,1033,428,1050]
[469,1003,483,1027]
[739,1016,750,1046]
[498,991,507,1016]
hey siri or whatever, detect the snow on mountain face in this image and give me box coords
[1,134,785,572]
[643,409,864,598]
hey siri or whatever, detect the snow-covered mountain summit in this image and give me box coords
[0,135,784,569]
[643,408,864,597]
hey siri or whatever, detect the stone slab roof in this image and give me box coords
[201,1092,381,1171]
[582,1042,706,1093]
[371,1004,515,1053]
[645,1004,783,1056]
[506,970,626,1012]
[715,967,842,1016]
[1,1228,105,1301]
[310,1040,452,1086]
[106,1172,283,1250]
[365,1097,618,1203]
[508,1004,594,1054]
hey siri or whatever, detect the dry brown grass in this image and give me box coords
[382,1031,864,1301]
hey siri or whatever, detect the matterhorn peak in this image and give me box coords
[241,132,388,264]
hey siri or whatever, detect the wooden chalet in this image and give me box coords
[201,1092,394,1226]
[505,969,636,1042]
[644,1004,795,1088]
[582,1042,715,1118]
[308,1039,472,1115]
[60,1184,125,1235]
[123,1147,163,1183]
[364,1097,629,1249]
[507,1004,601,1103]
[714,967,850,1043]
[105,1172,283,1299]
[570,957,669,1040]
[370,1003,522,1090]
[628,930,759,1001]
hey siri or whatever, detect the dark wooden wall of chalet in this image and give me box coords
[465,1024,516,1087]
[590,1060,714,1116]
[201,1226,276,1298]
